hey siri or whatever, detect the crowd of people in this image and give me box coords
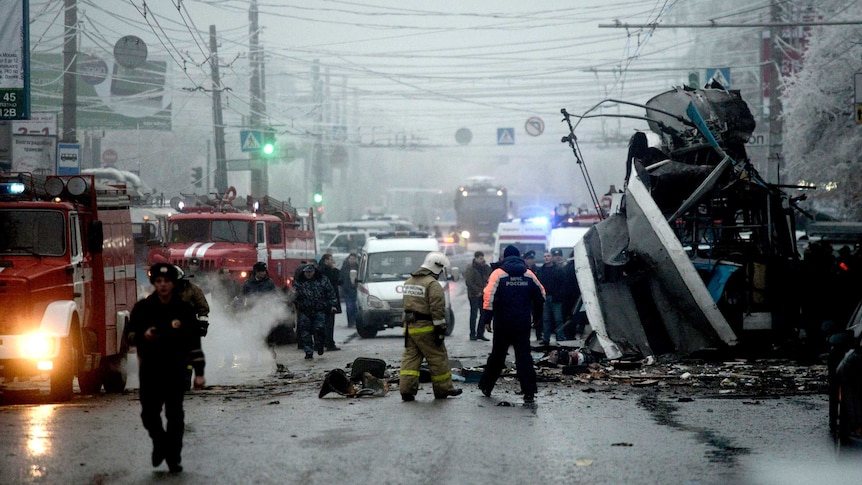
[127,243,585,472]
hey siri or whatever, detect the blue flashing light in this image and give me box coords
[0,182,26,195]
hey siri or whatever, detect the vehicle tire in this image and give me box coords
[50,338,75,402]
[445,308,455,336]
[77,367,102,395]
[76,328,102,395]
[356,323,378,339]
[102,354,128,393]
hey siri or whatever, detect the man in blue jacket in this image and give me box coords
[478,245,545,404]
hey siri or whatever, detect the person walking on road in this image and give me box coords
[128,263,200,473]
[339,253,360,328]
[465,251,492,341]
[318,254,342,351]
[478,245,545,404]
[292,263,338,359]
[399,252,463,401]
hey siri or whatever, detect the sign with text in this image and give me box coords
[0,0,30,120]
[12,135,56,174]
[12,111,57,136]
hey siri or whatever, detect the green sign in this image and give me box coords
[0,0,30,120]
[30,53,171,130]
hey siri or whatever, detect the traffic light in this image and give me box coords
[312,182,323,213]
[262,131,276,157]
[191,167,203,188]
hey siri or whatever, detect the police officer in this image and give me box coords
[399,252,463,401]
[128,263,200,473]
[478,245,545,404]
[175,265,209,390]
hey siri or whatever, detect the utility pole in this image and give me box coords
[209,25,228,193]
[248,0,267,197]
[62,0,77,143]
[311,60,323,214]
[767,0,784,184]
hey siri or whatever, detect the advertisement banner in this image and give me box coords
[11,111,57,136]
[30,53,171,130]
[12,135,56,174]
[0,0,29,120]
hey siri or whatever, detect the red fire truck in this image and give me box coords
[0,173,136,400]
[146,188,317,288]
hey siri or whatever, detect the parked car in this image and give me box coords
[439,240,472,272]
[827,297,862,448]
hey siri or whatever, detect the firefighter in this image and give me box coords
[128,263,200,473]
[174,266,209,390]
[399,252,463,401]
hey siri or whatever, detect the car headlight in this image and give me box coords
[21,333,58,359]
[367,295,384,309]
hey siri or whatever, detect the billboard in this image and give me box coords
[30,53,171,130]
[0,0,29,120]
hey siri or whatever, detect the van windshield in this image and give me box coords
[365,251,429,282]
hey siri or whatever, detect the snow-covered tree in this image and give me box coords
[782,2,862,220]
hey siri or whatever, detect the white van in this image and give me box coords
[353,232,457,338]
[548,226,592,260]
[492,218,551,262]
[317,221,418,267]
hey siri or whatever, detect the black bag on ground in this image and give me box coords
[266,322,297,346]
[349,357,386,382]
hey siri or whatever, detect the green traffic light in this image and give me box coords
[263,143,275,155]
[313,192,323,204]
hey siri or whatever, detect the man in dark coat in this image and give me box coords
[318,253,342,351]
[241,261,277,300]
[536,250,566,345]
[339,253,360,328]
[128,263,200,473]
[478,245,545,404]
[292,263,338,359]
[464,251,492,341]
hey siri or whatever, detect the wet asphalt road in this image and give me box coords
[1,280,861,484]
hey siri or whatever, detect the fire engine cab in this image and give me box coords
[146,188,317,288]
[0,173,136,400]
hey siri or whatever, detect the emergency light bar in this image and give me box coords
[0,181,25,195]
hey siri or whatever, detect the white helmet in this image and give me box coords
[421,251,450,275]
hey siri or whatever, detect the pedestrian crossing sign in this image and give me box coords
[705,68,731,89]
[240,130,263,152]
[497,127,515,145]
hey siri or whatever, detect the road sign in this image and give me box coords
[57,143,81,175]
[497,127,515,145]
[455,127,472,145]
[525,117,544,136]
[240,130,262,152]
[705,68,731,89]
[102,148,118,166]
